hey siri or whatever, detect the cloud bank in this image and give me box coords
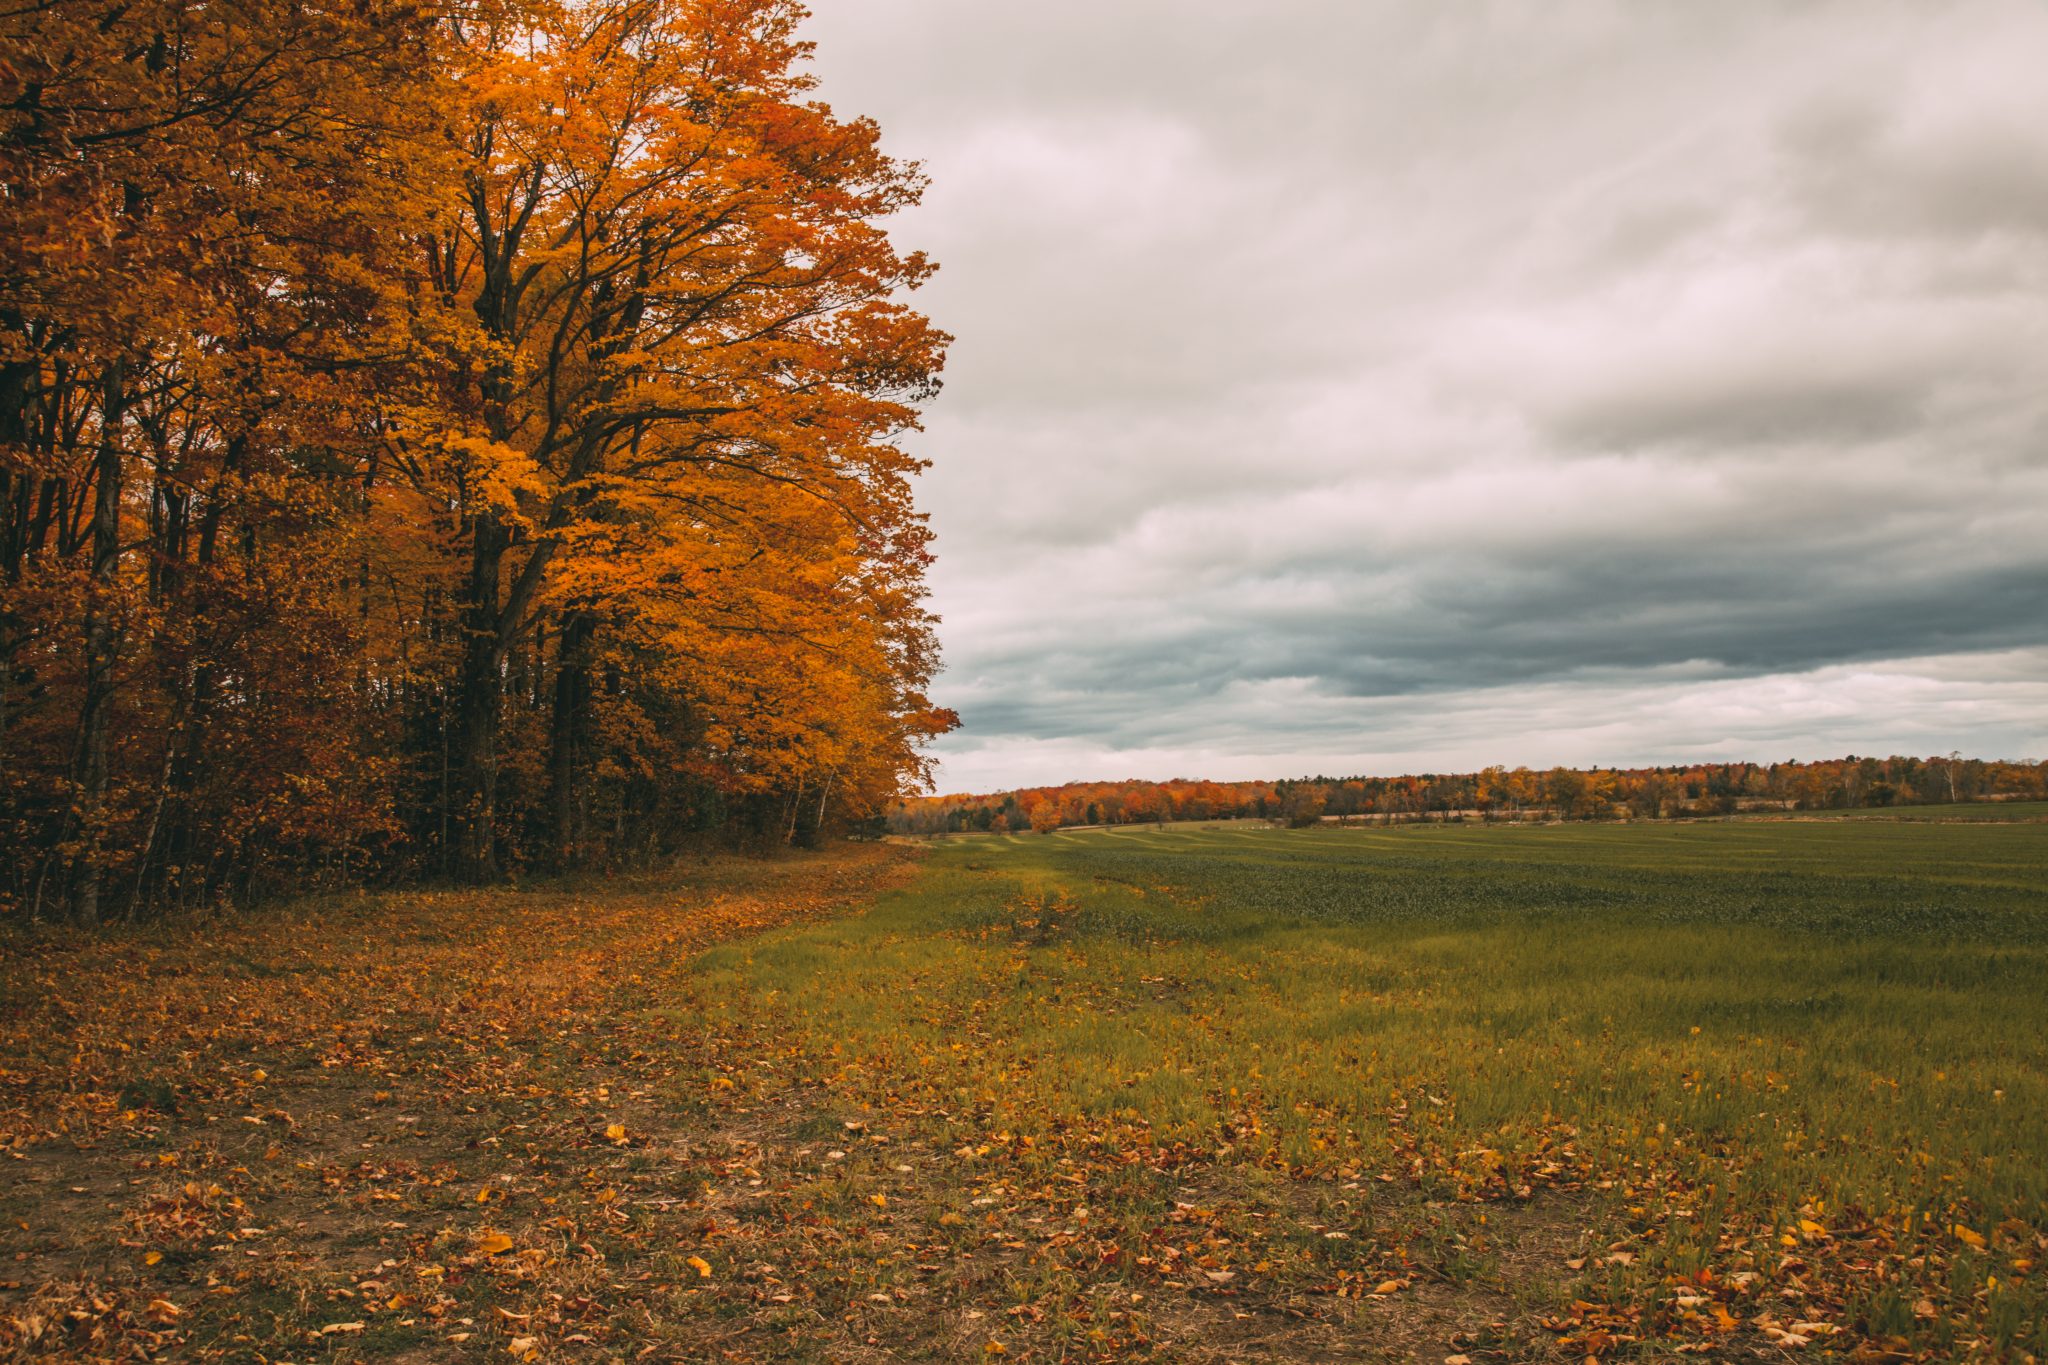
[803,2,2048,793]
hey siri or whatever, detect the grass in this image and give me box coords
[1769,800,2048,823]
[2,816,2043,1362]
[680,818,2048,1360]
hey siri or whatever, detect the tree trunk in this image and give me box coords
[0,353,35,763]
[547,611,595,868]
[449,511,507,881]
[69,360,126,924]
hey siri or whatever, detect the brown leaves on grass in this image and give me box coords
[0,846,919,1363]
[0,1281,184,1362]
[5,840,2039,1363]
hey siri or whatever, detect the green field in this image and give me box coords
[1766,801,2048,823]
[684,817,2048,1360]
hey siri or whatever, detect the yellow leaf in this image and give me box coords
[475,1233,515,1257]
[603,1123,628,1144]
[870,1194,888,1209]
[1952,1224,1987,1249]
[687,1255,712,1278]
[143,1250,163,1266]
[1372,1279,1403,1295]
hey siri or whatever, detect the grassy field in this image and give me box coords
[2,815,2044,1362]
[684,817,2048,1360]
[1794,802,2048,822]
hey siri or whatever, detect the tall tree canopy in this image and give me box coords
[0,0,953,921]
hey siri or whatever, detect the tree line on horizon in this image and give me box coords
[891,754,2048,836]
[1,0,955,924]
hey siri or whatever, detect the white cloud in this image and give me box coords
[935,651,2048,794]
[801,2,2048,793]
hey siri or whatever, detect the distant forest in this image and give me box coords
[890,755,2047,835]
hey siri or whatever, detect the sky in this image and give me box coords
[800,1,2048,795]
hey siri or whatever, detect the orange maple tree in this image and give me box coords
[0,0,954,921]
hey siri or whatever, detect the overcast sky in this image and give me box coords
[802,1,2048,794]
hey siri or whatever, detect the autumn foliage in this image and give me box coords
[896,755,2048,835]
[0,0,954,920]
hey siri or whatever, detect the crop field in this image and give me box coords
[1778,802,2048,823]
[3,814,2044,1363]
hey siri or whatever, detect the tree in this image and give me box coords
[1,0,954,916]
[1279,782,1326,828]
[2,0,462,920]
[1544,768,1586,820]
[409,0,947,877]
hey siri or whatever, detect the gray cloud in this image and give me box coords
[802,1,2048,792]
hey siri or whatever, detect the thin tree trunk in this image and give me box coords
[0,355,33,765]
[548,611,595,868]
[812,770,835,843]
[450,511,506,881]
[124,739,177,921]
[69,359,126,924]
[785,773,806,846]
